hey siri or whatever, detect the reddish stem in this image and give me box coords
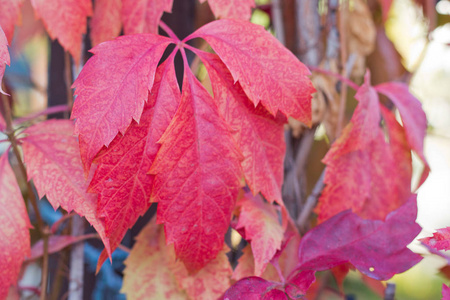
[308,65,359,91]
[13,105,70,126]
[159,21,180,42]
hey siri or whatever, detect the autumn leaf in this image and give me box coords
[0,152,31,299]
[232,245,280,282]
[297,195,422,280]
[420,227,450,251]
[89,57,180,268]
[71,34,172,173]
[188,19,314,125]
[316,74,413,222]
[90,0,122,46]
[21,120,110,255]
[222,276,290,300]
[235,194,284,276]
[0,0,23,43]
[196,50,286,204]
[30,0,92,64]
[375,82,428,164]
[0,26,10,95]
[122,220,232,300]
[199,0,255,20]
[150,65,243,272]
[443,284,450,300]
[285,270,316,299]
[122,0,173,35]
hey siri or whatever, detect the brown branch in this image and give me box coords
[384,283,395,300]
[296,168,326,233]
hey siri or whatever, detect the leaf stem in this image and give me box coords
[159,21,180,42]
[12,105,70,126]
[40,227,51,300]
[1,93,44,232]
[307,65,359,91]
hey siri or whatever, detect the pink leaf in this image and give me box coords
[122,0,173,34]
[222,277,286,300]
[443,284,450,300]
[30,0,92,64]
[197,51,285,204]
[71,34,172,173]
[188,19,314,124]
[0,26,10,95]
[199,0,255,20]
[0,0,23,43]
[298,195,422,280]
[285,270,316,299]
[375,82,427,164]
[90,58,180,268]
[236,194,284,276]
[21,120,110,255]
[0,152,31,299]
[420,227,450,251]
[150,67,243,272]
[90,0,122,46]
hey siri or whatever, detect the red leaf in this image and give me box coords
[0,0,23,43]
[188,19,314,124]
[222,277,285,300]
[89,58,180,268]
[30,0,92,64]
[443,284,450,300]
[375,82,427,164]
[285,270,316,299]
[236,194,284,276]
[122,220,232,300]
[122,0,173,35]
[232,245,281,282]
[199,0,255,20]
[197,51,285,204]
[316,76,413,222]
[90,0,122,46]
[150,67,243,272]
[0,152,31,299]
[297,195,422,280]
[28,234,95,261]
[21,120,110,254]
[71,34,172,173]
[420,227,450,251]
[0,26,10,95]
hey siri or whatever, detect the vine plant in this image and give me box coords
[0,0,437,299]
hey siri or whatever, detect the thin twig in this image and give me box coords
[296,169,326,233]
[13,105,70,126]
[272,0,285,45]
[335,0,349,138]
[1,93,44,231]
[64,52,74,118]
[307,65,360,91]
[40,227,51,300]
